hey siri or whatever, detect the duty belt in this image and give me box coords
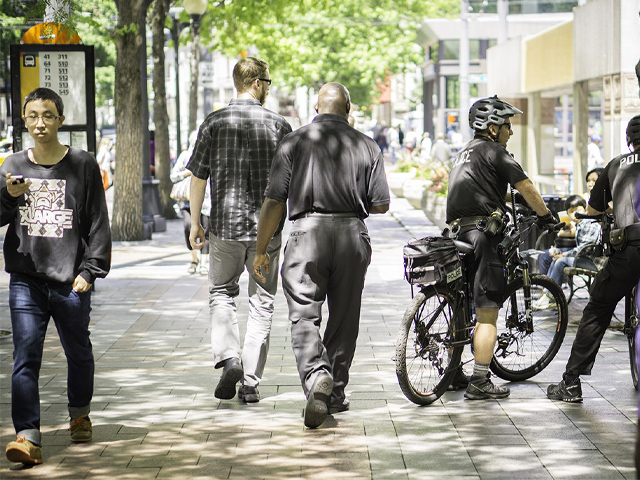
[620,223,640,244]
[449,216,488,235]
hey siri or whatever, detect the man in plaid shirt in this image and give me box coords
[187,57,292,404]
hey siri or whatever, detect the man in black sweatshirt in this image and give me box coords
[0,88,111,466]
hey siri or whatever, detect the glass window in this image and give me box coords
[442,40,459,60]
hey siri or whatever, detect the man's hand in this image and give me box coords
[72,275,91,293]
[252,252,270,283]
[189,224,205,250]
[5,173,31,198]
[536,211,559,230]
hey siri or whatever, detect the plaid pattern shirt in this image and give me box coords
[187,99,292,241]
[566,219,601,256]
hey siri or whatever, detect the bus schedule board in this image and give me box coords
[10,44,96,156]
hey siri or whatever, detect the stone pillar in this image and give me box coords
[573,80,589,194]
[526,92,541,182]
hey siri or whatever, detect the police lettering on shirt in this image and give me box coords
[620,153,640,166]
[452,148,473,168]
[18,178,73,238]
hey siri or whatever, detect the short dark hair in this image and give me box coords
[23,87,64,116]
[564,194,586,211]
[233,57,269,93]
[585,167,604,183]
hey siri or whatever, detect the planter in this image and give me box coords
[402,179,431,210]
[422,190,448,231]
[387,171,416,197]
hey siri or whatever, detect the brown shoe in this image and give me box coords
[69,415,93,442]
[5,435,43,465]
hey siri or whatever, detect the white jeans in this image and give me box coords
[208,233,282,387]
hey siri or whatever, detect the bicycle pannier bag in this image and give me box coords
[403,236,462,286]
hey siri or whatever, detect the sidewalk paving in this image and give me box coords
[0,194,637,479]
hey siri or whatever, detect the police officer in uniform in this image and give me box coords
[447,96,557,400]
[548,114,640,402]
[252,82,390,428]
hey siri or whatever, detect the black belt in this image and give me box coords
[449,216,488,232]
[299,212,359,218]
[625,223,640,244]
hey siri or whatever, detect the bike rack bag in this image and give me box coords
[403,236,462,286]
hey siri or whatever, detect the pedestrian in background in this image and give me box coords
[187,57,292,404]
[170,130,210,275]
[252,82,390,428]
[430,133,452,168]
[587,134,604,171]
[1,88,111,465]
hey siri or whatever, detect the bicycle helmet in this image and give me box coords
[626,114,640,148]
[469,95,523,131]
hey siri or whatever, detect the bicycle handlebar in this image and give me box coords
[575,212,602,220]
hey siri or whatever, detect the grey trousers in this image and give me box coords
[281,215,372,404]
[208,233,282,387]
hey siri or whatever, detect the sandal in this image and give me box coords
[199,264,209,275]
[188,261,198,274]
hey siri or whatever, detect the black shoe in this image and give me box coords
[238,385,260,403]
[215,358,243,400]
[448,367,470,391]
[328,398,350,414]
[547,378,583,402]
[464,374,510,400]
[304,373,333,428]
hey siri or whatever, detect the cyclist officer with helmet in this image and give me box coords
[547,114,640,402]
[447,95,558,400]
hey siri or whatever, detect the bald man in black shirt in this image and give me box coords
[253,83,390,428]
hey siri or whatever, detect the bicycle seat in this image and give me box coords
[454,240,474,254]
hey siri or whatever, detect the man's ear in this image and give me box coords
[346,101,351,115]
[314,103,318,113]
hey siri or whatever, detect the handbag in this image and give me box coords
[170,177,191,202]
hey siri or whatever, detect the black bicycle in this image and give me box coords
[396,206,569,405]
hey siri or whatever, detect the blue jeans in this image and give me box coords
[547,256,575,285]
[9,273,94,446]
[537,247,571,275]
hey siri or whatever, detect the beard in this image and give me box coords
[259,88,268,106]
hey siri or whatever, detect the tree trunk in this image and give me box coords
[112,0,152,240]
[150,0,177,219]
[188,24,200,134]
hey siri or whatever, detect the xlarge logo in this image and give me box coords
[19,178,73,238]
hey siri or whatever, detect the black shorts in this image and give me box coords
[457,226,506,308]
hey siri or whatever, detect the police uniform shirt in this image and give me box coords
[446,136,528,224]
[264,114,390,218]
[589,151,640,229]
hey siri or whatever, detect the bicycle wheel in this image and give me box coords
[626,289,638,390]
[396,286,464,405]
[491,274,568,381]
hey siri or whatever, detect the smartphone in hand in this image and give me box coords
[12,175,25,184]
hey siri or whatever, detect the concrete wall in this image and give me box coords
[574,0,640,81]
[522,20,574,93]
[487,37,522,97]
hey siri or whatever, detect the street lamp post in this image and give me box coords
[184,0,207,136]
[169,0,207,155]
[169,11,187,154]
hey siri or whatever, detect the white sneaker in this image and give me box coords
[533,292,556,310]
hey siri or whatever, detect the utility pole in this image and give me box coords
[459,0,470,142]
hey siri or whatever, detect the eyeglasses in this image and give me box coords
[258,78,272,85]
[24,114,60,125]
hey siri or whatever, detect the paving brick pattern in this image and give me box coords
[0,194,636,479]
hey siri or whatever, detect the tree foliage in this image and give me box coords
[197,0,458,106]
